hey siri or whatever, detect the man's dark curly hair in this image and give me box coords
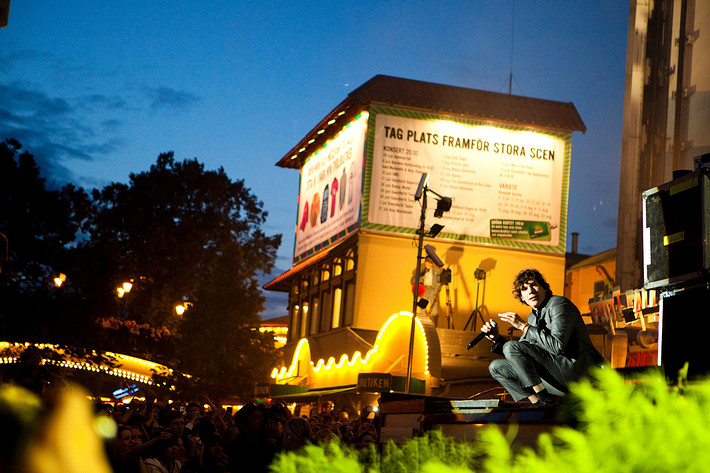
[512,269,551,303]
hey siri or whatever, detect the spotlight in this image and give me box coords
[414,173,429,201]
[434,197,452,218]
[416,223,445,237]
[439,268,452,284]
[424,244,444,267]
[428,224,444,237]
[417,298,429,309]
[474,268,486,280]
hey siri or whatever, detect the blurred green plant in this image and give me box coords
[0,384,44,472]
[270,366,710,473]
[270,441,361,473]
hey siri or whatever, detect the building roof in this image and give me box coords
[264,233,357,292]
[567,248,617,271]
[260,315,288,326]
[565,251,592,270]
[276,75,586,169]
[263,247,333,292]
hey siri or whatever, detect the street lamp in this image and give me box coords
[117,281,133,298]
[116,280,134,320]
[175,302,192,316]
[53,273,66,288]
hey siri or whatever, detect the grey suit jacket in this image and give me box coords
[494,294,605,382]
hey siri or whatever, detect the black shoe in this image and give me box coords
[532,396,558,409]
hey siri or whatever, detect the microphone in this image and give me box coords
[466,321,497,350]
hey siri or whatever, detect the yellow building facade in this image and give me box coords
[565,248,617,311]
[264,76,587,410]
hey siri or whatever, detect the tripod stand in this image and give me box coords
[463,269,486,331]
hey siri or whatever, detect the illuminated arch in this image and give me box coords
[270,337,312,379]
[271,311,439,386]
[0,342,177,387]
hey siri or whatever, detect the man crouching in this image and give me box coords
[481,268,604,407]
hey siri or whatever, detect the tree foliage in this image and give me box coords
[80,152,282,400]
[1,141,283,401]
[0,139,91,342]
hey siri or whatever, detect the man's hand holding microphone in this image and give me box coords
[466,320,498,349]
[466,312,528,350]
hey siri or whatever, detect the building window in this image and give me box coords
[310,298,320,335]
[320,290,332,332]
[332,287,343,329]
[289,304,300,342]
[593,280,606,297]
[345,249,355,271]
[300,302,309,338]
[343,280,355,326]
[284,239,358,341]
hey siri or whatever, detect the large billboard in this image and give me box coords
[362,106,571,254]
[293,113,367,263]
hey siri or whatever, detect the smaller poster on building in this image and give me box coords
[293,114,367,263]
[357,372,392,393]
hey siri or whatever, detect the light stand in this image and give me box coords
[406,174,449,394]
[463,269,486,331]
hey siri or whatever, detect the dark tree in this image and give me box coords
[81,152,282,401]
[0,139,91,342]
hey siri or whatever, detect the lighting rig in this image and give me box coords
[406,173,452,394]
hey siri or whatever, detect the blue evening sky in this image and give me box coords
[0,1,628,318]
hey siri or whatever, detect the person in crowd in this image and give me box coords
[354,431,377,450]
[109,424,147,473]
[159,409,186,437]
[281,417,311,452]
[115,397,150,426]
[267,402,292,427]
[200,433,229,473]
[306,417,319,442]
[111,422,178,473]
[184,402,203,431]
[481,268,605,407]
[131,423,149,447]
[140,400,162,438]
[226,403,278,473]
[143,435,185,473]
[192,415,217,441]
[15,347,52,397]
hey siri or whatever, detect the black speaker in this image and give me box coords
[658,283,710,380]
[642,168,710,290]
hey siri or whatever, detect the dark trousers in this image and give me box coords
[489,340,570,401]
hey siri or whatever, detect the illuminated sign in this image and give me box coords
[294,114,367,263]
[363,106,571,254]
[357,373,392,392]
[255,383,270,397]
[113,384,139,399]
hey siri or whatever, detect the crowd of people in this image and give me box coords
[103,394,379,473]
[0,346,379,473]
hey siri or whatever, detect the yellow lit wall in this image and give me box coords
[565,252,616,313]
[354,232,567,334]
